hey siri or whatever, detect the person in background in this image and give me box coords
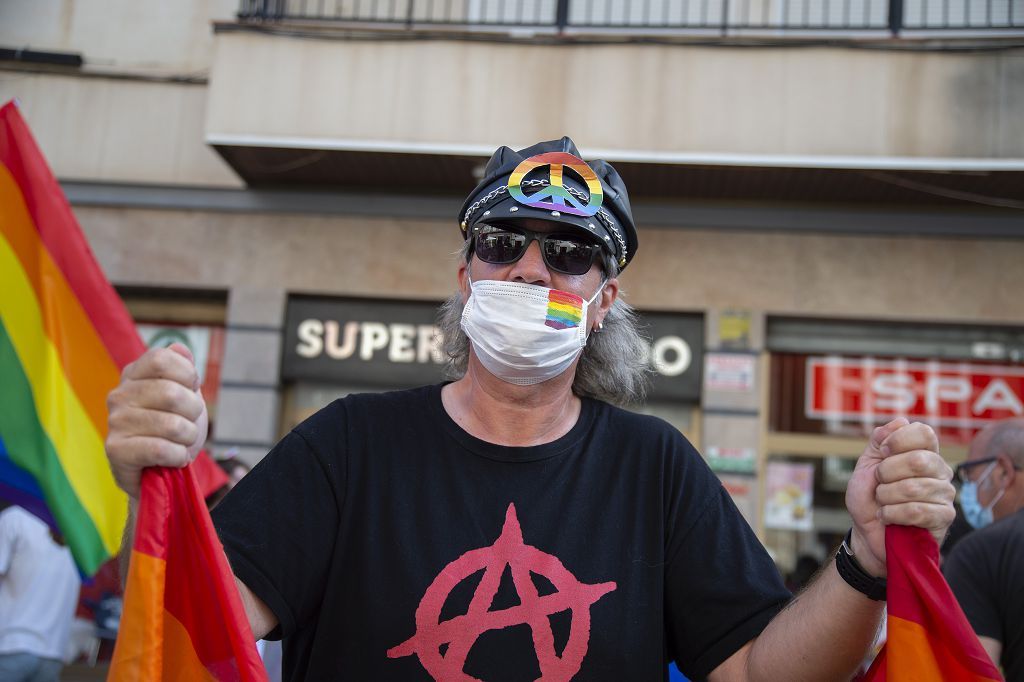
[0,504,81,682]
[205,451,250,510]
[944,417,1024,681]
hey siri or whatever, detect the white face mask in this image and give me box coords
[461,273,606,386]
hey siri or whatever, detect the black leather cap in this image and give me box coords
[458,137,638,271]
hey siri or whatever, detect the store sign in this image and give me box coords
[705,353,756,392]
[706,446,756,474]
[283,298,446,387]
[806,357,1024,428]
[283,298,703,400]
[645,313,703,402]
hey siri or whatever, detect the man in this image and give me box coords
[944,417,1024,681]
[105,137,955,681]
[0,505,81,681]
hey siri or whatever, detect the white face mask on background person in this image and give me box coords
[460,271,606,386]
[959,460,1005,529]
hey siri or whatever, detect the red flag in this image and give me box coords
[859,526,1003,681]
[193,449,231,501]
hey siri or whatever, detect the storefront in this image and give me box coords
[278,294,705,442]
[761,317,1024,577]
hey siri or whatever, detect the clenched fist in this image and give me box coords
[105,343,208,498]
[845,418,956,577]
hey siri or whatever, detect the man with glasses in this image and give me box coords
[105,137,956,681]
[944,418,1024,680]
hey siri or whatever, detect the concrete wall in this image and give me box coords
[206,33,1024,159]
[0,73,240,186]
[1,0,236,73]
[77,206,1024,324]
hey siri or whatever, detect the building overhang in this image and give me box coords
[208,134,1024,210]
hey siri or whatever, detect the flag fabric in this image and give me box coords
[0,99,136,575]
[193,449,231,500]
[109,465,268,680]
[859,525,1003,681]
[0,99,267,681]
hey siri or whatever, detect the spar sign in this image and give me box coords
[805,357,1024,428]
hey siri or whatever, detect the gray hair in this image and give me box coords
[436,240,652,406]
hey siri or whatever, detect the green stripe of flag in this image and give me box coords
[0,317,110,574]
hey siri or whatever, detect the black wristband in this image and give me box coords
[834,529,887,601]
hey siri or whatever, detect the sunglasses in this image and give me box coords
[954,456,1021,485]
[472,225,601,276]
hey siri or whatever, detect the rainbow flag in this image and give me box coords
[859,526,1003,681]
[0,99,136,576]
[1,100,266,680]
[545,289,584,330]
[110,465,268,681]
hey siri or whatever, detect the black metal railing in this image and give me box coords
[238,0,1024,33]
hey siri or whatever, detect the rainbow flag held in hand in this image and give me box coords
[0,99,138,575]
[859,525,1003,681]
[0,100,266,681]
[110,466,268,681]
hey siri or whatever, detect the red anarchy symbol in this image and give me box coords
[387,504,616,681]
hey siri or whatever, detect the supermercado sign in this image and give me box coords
[805,357,1024,428]
[282,297,703,400]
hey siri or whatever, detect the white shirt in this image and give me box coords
[0,507,81,661]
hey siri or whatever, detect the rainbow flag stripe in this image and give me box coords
[545,289,584,330]
[0,100,138,576]
[110,466,268,681]
[858,526,1003,682]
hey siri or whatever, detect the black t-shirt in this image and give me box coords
[212,384,790,681]
[944,508,1024,682]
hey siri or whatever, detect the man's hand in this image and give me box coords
[105,343,208,499]
[845,418,955,577]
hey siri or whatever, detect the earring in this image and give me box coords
[595,322,604,333]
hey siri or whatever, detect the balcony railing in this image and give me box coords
[238,0,1024,34]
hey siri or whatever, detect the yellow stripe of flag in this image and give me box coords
[0,235,126,556]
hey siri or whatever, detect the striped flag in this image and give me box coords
[0,99,135,575]
[110,465,268,680]
[0,100,267,681]
[860,525,1003,681]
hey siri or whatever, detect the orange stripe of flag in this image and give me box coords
[887,615,1000,682]
[0,164,121,437]
[859,526,1005,682]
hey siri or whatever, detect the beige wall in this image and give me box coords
[78,206,1024,325]
[0,73,241,186]
[0,0,236,74]
[206,33,1024,159]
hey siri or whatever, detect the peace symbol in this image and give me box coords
[508,152,604,218]
[387,504,617,681]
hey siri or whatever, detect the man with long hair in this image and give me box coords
[106,137,955,681]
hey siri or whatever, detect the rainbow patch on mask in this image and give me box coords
[545,289,584,330]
